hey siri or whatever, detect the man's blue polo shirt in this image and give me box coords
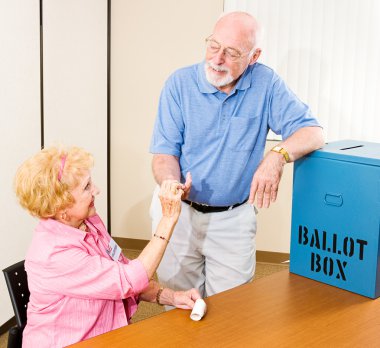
[150,62,320,206]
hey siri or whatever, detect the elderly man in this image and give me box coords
[150,11,324,298]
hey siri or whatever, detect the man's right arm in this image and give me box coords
[152,154,192,199]
[152,154,181,185]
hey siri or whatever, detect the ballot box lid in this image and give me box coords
[307,140,380,166]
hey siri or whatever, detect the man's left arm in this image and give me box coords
[249,126,324,208]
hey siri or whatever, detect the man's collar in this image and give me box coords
[234,64,253,91]
[197,61,254,94]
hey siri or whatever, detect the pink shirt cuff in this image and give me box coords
[125,259,149,294]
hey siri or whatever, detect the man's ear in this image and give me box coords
[249,48,262,65]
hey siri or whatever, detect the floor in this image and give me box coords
[0,250,289,347]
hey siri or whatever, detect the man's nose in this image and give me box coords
[212,48,226,64]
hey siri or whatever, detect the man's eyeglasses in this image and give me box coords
[205,36,253,62]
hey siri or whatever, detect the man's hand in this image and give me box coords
[248,151,286,208]
[179,172,192,200]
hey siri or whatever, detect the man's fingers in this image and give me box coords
[185,172,192,188]
[255,183,266,208]
[262,185,271,208]
[249,180,258,204]
[270,186,278,203]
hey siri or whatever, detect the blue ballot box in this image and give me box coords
[290,140,380,298]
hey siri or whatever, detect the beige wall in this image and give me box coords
[256,141,293,253]
[111,0,223,238]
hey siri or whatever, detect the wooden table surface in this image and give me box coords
[68,270,380,347]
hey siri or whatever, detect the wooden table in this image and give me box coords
[69,270,380,347]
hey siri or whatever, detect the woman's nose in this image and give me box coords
[92,184,100,196]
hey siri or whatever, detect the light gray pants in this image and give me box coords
[150,187,257,298]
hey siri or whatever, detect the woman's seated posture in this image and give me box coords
[14,146,200,348]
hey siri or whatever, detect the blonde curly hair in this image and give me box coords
[14,146,94,219]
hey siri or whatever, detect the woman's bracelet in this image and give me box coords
[156,286,164,305]
[153,233,169,243]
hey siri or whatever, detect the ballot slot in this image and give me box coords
[339,145,364,150]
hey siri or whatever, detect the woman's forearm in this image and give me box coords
[137,180,182,279]
[137,216,176,279]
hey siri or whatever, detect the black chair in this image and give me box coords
[3,260,30,348]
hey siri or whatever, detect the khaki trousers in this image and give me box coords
[150,187,257,298]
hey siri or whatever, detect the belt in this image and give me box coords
[183,199,248,214]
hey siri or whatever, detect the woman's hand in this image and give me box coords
[172,288,202,309]
[139,281,202,310]
[159,180,184,221]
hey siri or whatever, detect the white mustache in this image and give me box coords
[206,61,230,73]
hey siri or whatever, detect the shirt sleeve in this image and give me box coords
[28,246,149,301]
[268,76,321,140]
[149,74,185,157]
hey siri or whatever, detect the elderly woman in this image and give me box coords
[14,145,200,348]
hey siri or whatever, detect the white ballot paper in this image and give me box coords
[190,299,207,321]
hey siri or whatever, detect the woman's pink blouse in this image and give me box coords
[22,214,149,348]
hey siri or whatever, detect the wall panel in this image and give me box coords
[43,0,108,224]
[0,0,41,326]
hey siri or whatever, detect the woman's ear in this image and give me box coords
[55,210,67,223]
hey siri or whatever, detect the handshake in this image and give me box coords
[160,172,192,199]
[158,172,191,222]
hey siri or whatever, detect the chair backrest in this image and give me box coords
[3,260,30,328]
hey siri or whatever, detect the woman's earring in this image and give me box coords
[61,212,67,220]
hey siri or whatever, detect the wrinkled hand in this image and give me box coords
[249,152,285,208]
[172,288,201,310]
[159,180,184,220]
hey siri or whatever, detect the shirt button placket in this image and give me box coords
[221,99,228,125]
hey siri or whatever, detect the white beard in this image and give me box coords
[204,61,234,88]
